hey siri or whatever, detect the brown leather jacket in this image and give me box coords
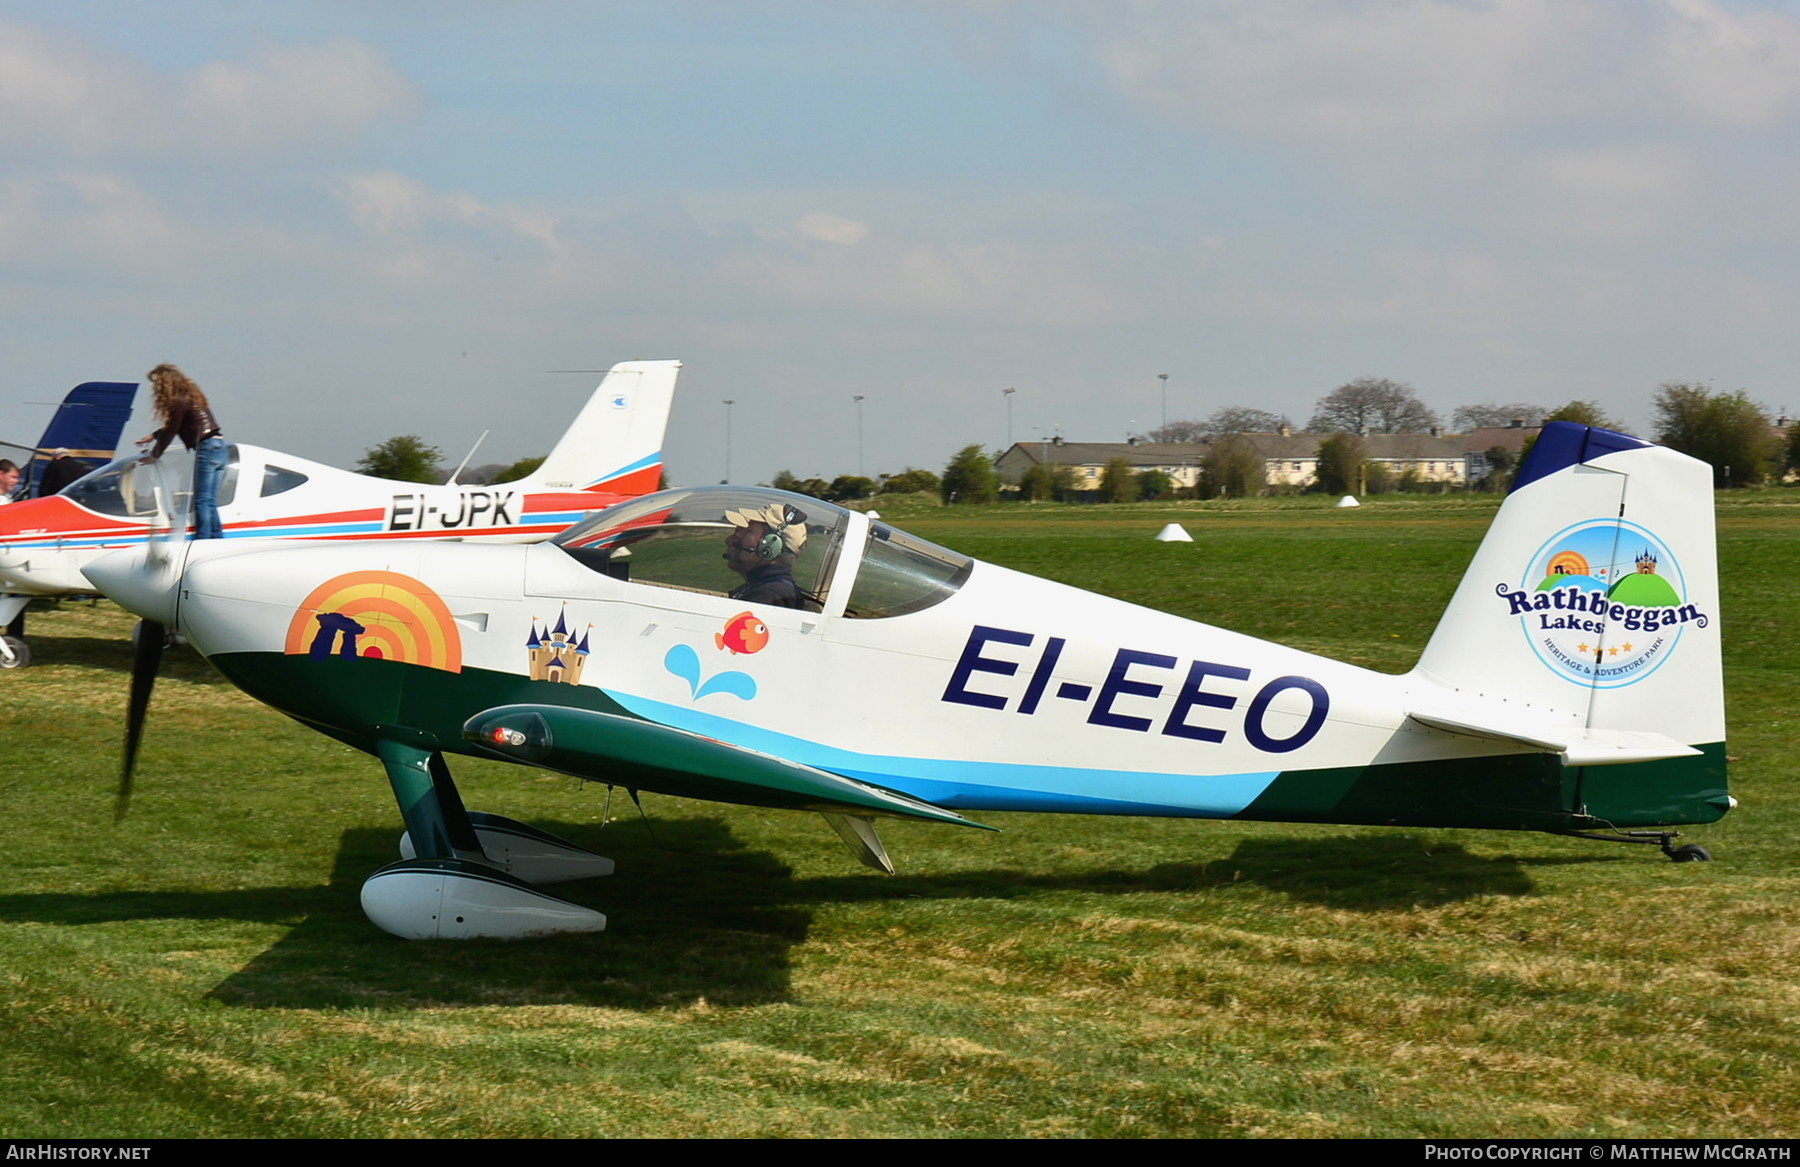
[149,399,222,458]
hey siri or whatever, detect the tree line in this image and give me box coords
[350,378,1795,498]
[354,434,544,485]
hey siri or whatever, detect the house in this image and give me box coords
[995,439,1204,494]
[996,428,1482,495]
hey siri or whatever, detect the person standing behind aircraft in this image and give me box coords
[138,364,226,540]
[0,460,19,504]
[38,448,88,496]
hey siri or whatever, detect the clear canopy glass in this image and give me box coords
[552,486,972,618]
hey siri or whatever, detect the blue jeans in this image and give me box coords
[192,435,227,540]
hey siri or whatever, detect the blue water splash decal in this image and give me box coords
[663,643,756,701]
[696,671,757,701]
[664,644,701,695]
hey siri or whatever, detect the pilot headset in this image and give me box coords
[729,502,809,561]
[754,503,808,559]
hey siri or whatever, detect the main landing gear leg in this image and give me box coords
[361,739,608,940]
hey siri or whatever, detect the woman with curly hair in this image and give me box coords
[138,363,227,540]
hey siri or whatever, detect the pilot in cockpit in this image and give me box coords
[722,502,809,609]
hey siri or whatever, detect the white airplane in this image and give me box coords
[85,422,1730,940]
[0,360,681,667]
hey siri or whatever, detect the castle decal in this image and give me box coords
[526,607,592,685]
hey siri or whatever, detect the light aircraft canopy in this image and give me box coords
[551,486,973,619]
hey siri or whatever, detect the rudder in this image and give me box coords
[1411,422,1722,756]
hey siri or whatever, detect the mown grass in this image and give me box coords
[1,493,1795,1138]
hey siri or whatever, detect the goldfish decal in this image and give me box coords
[716,610,769,655]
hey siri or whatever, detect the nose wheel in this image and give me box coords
[0,595,30,668]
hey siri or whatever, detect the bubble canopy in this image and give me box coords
[550,486,972,619]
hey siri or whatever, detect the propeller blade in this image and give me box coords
[118,619,165,821]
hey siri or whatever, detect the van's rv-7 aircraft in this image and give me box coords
[85,422,1731,940]
[0,360,681,668]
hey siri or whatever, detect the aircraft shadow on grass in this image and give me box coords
[1,819,1587,1011]
[19,613,225,684]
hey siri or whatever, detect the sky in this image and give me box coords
[3,0,1798,487]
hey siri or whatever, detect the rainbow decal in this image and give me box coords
[284,570,463,673]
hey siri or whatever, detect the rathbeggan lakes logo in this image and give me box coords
[1494,520,1708,688]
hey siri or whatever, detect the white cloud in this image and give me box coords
[0,19,421,158]
[337,171,562,255]
[0,172,185,267]
[1654,0,1800,126]
[794,212,870,245]
[1043,0,1800,142]
[1526,145,1700,246]
[177,38,424,151]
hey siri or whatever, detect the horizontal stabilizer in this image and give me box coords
[1407,707,1702,767]
[464,703,992,829]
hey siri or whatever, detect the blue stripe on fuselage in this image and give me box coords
[603,689,1279,817]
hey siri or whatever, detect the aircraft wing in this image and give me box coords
[1406,707,1702,767]
[463,703,994,829]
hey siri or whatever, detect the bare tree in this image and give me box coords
[1148,407,1290,442]
[1308,377,1440,434]
[1202,406,1291,434]
[1144,419,1209,442]
[1451,402,1547,432]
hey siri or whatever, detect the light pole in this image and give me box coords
[1158,373,1169,431]
[1003,386,1016,446]
[722,399,735,484]
[853,394,866,477]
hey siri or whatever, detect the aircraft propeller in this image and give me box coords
[84,493,186,821]
[117,617,165,820]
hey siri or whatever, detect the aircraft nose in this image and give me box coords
[84,544,181,626]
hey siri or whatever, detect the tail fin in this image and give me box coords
[28,381,138,495]
[523,361,681,494]
[1409,423,1723,776]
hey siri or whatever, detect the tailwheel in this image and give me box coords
[1557,827,1714,863]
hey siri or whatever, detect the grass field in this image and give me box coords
[3,493,1795,1138]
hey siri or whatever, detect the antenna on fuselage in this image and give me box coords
[445,430,490,485]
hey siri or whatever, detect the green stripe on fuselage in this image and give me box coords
[1236,742,1729,831]
[210,651,631,754]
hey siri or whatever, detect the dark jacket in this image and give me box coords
[150,398,221,458]
[731,562,802,609]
